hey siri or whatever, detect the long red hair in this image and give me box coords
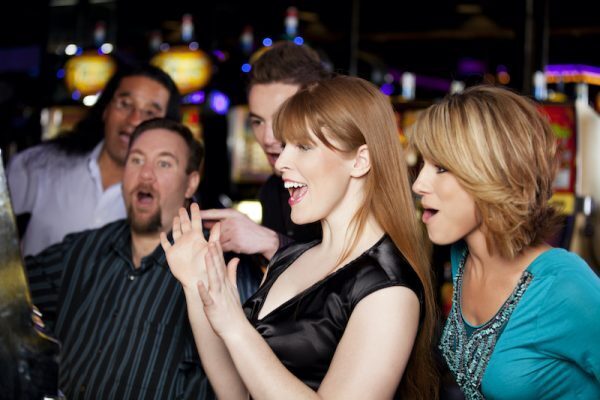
[274,75,438,399]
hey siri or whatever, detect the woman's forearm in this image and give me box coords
[183,287,249,400]
[221,322,321,400]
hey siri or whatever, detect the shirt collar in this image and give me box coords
[87,141,104,172]
[109,223,168,272]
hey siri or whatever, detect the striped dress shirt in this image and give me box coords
[25,220,214,400]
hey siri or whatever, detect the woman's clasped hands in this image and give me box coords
[160,203,248,338]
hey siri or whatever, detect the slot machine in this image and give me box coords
[0,154,61,399]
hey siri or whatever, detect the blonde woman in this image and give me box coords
[410,85,600,399]
[162,76,438,399]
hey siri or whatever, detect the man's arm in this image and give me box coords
[7,147,43,238]
[201,208,280,260]
[24,238,72,330]
[7,147,40,217]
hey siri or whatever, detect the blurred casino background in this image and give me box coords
[1,2,599,284]
[1,0,599,303]
[1,0,598,149]
[1,1,599,397]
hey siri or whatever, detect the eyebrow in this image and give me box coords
[157,152,179,163]
[129,149,180,164]
[115,91,164,111]
[248,112,263,120]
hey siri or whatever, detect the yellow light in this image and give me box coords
[64,51,116,95]
[151,45,212,94]
[550,193,575,215]
[233,200,263,224]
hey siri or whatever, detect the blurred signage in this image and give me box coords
[64,52,116,95]
[151,46,212,94]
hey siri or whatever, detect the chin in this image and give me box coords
[428,231,460,246]
[290,212,319,226]
[128,210,162,234]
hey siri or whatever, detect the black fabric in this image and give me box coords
[227,253,263,303]
[25,220,216,400]
[243,235,423,392]
[258,175,321,244]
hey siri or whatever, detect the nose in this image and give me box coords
[125,107,145,128]
[274,144,291,174]
[412,167,430,196]
[140,162,156,181]
[263,122,282,148]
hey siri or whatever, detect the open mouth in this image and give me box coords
[422,208,439,223]
[266,152,280,166]
[119,132,131,146]
[136,190,155,206]
[284,180,308,206]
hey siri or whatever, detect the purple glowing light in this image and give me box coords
[415,75,451,92]
[212,49,226,62]
[209,91,230,115]
[185,91,205,104]
[545,64,600,76]
[380,83,394,96]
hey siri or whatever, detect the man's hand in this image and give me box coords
[201,208,279,260]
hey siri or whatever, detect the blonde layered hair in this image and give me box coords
[409,85,562,259]
[273,75,438,400]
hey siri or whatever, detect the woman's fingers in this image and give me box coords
[172,216,181,240]
[227,257,239,288]
[205,244,222,292]
[197,281,214,306]
[179,207,191,233]
[208,221,221,244]
[160,232,171,251]
[210,242,228,283]
[170,205,207,245]
[190,202,203,232]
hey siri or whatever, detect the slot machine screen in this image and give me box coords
[227,105,271,185]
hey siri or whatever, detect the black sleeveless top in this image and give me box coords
[243,235,424,392]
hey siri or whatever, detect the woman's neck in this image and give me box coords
[464,230,550,280]
[461,230,551,325]
[320,212,384,267]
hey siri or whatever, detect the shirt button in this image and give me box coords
[128,275,135,281]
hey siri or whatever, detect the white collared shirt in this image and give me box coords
[7,141,126,256]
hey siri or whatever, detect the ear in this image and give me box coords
[350,144,371,178]
[185,171,201,198]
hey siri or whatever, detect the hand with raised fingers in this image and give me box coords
[161,203,219,290]
[197,240,248,339]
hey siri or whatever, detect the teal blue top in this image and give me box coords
[440,242,600,399]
